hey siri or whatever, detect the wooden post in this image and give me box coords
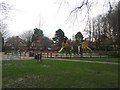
[39,53,42,62]
[47,53,49,58]
[50,53,52,58]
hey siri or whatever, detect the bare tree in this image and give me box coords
[0,2,12,39]
[0,2,12,20]
[0,2,12,52]
[20,30,34,48]
[84,1,119,51]
[56,0,118,27]
[5,36,26,51]
[0,22,9,38]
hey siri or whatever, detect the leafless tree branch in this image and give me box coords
[0,2,12,39]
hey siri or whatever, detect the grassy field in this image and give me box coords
[2,59,118,88]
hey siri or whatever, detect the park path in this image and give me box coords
[44,58,119,65]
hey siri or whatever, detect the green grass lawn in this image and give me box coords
[67,57,119,63]
[2,59,118,88]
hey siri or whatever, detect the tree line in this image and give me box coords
[85,2,119,52]
[3,28,84,53]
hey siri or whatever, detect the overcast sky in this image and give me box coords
[1,0,118,39]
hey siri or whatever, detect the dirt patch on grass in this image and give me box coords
[2,75,43,88]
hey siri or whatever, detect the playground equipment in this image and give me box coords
[58,40,72,53]
[81,40,92,51]
[58,41,69,53]
[58,39,92,57]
